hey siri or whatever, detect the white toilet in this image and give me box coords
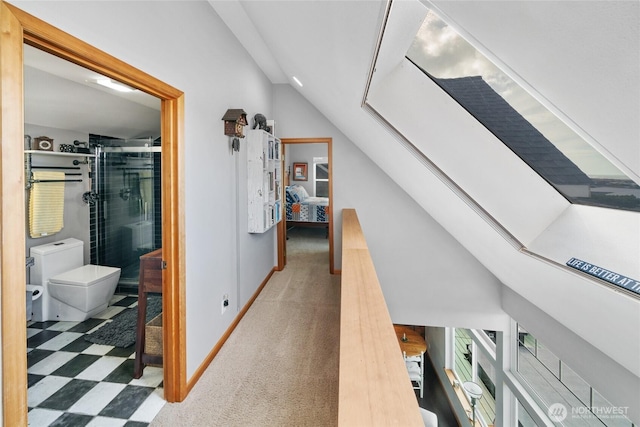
[29,238,121,322]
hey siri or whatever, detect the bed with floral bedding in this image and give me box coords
[285,184,329,225]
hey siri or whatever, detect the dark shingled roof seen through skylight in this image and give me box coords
[405,7,640,212]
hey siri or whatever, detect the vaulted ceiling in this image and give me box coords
[25,0,638,182]
[212,0,639,185]
[211,0,640,386]
[18,0,640,414]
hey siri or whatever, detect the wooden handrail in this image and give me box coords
[339,209,423,426]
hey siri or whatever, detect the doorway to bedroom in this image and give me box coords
[279,138,334,274]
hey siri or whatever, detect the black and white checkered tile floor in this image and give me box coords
[27,294,165,427]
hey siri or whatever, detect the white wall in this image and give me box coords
[425,326,446,374]
[274,84,508,330]
[24,124,92,264]
[14,0,277,379]
[236,130,278,312]
[503,287,640,423]
[286,143,326,196]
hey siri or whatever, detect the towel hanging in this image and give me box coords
[29,171,65,238]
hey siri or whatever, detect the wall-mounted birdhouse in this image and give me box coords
[222,109,248,138]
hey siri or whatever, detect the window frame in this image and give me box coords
[450,327,498,427]
[512,322,634,426]
[313,156,329,197]
[405,3,640,213]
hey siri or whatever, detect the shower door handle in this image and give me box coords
[103,201,108,219]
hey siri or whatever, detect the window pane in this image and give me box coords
[316,163,328,180]
[517,327,633,426]
[518,326,536,355]
[560,362,590,407]
[454,328,472,383]
[518,325,560,379]
[518,346,593,426]
[483,330,496,344]
[591,390,633,427]
[518,400,542,427]
[316,181,329,197]
[477,352,496,425]
[536,341,560,379]
[406,8,640,212]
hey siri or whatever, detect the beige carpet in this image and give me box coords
[151,227,339,426]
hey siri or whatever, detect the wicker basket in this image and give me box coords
[145,314,163,356]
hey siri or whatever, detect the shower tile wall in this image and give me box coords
[89,137,162,292]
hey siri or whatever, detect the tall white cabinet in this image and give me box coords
[247,129,282,233]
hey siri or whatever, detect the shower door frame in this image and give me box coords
[94,145,163,284]
[0,2,187,424]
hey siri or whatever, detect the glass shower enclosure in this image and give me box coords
[90,137,161,292]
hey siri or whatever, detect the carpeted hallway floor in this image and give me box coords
[151,227,460,426]
[150,226,340,426]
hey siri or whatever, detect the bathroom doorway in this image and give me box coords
[0,3,186,424]
[23,43,165,295]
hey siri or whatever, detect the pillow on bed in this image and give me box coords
[290,184,309,202]
[285,186,297,203]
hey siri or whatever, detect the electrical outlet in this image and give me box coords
[221,294,229,314]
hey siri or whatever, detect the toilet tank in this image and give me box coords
[30,238,84,286]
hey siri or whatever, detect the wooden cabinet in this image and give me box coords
[247,129,282,233]
[134,248,163,379]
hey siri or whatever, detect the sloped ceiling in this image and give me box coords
[215,0,639,182]
[212,0,640,386]
[213,0,640,253]
[24,44,161,140]
[215,0,640,261]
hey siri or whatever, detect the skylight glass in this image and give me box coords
[406,8,640,212]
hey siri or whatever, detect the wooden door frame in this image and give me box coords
[0,3,187,425]
[279,138,334,274]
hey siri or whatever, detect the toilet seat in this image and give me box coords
[47,264,121,318]
[50,264,120,287]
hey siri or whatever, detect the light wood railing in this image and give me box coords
[339,209,423,426]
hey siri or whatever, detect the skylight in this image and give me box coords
[406,8,640,212]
